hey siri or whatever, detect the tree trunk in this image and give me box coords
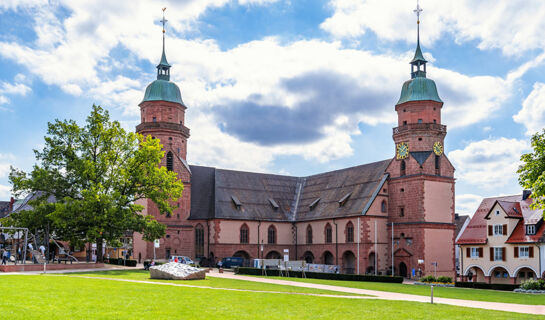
[96,239,104,263]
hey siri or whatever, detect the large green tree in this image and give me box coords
[518,129,545,215]
[5,105,183,261]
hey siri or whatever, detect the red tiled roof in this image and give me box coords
[506,220,545,244]
[456,194,521,245]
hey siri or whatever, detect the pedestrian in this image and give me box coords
[39,244,46,257]
[1,248,7,265]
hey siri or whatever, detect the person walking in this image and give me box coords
[1,248,7,265]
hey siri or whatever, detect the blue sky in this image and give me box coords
[1,0,545,215]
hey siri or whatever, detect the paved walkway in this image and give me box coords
[207,270,545,316]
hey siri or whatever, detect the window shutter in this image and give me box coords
[466,247,470,257]
[502,247,506,261]
[479,248,483,258]
[514,247,518,258]
[489,248,494,261]
[502,224,507,235]
[488,225,493,236]
[529,246,534,258]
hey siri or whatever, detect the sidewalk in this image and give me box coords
[207,270,545,316]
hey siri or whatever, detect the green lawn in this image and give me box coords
[67,269,360,296]
[248,275,545,305]
[0,275,541,319]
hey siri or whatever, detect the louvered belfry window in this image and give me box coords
[166,151,174,171]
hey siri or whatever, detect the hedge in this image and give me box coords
[105,258,137,267]
[235,267,403,283]
[455,281,519,291]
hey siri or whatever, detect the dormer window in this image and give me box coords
[231,195,242,209]
[268,198,279,210]
[526,225,536,235]
[309,198,320,211]
[338,192,352,207]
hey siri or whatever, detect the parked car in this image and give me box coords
[170,255,194,265]
[219,256,244,268]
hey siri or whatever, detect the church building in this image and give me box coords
[133,10,456,277]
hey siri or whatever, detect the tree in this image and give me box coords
[518,129,545,215]
[5,105,183,262]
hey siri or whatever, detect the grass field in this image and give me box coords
[251,275,545,305]
[69,270,361,296]
[0,272,542,319]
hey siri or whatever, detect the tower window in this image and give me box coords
[168,137,172,141]
[435,155,440,175]
[418,137,422,141]
[166,151,174,171]
[433,119,436,123]
[381,200,387,213]
[403,120,407,125]
[418,119,423,123]
[153,117,156,122]
[399,207,405,217]
[400,160,406,176]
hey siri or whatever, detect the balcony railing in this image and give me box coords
[393,123,446,135]
[136,121,190,137]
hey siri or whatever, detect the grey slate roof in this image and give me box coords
[189,159,391,222]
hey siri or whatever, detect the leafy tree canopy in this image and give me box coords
[3,105,183,260]
[519,129,545,215]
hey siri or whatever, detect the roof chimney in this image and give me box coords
[522,190,532,200]
[9,197,14,212]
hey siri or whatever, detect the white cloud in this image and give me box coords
[0,153,15,178]
[448,137,530,189]
[455,194,483,215]
[0,80,31,109]
[322,0,545,56]
[513,82,545,136]
[0,185,11,199]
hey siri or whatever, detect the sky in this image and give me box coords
[1,0,545,215]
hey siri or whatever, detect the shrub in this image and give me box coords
[420,275,436,283]
[436,276,452,284]
[520,279,545,290]
[235,267,403,283]
[455,281,519,291]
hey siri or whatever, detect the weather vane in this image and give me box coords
[161,7,168,34]
[414,0,423,24]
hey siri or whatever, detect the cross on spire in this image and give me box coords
[410,0,427,79]
[157,7,171,81]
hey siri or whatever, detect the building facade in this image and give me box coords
[457,192,545,284]
[133,17,456,277]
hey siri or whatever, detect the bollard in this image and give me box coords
[43,262,46,274]
[430,285,434,304]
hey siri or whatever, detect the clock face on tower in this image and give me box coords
[396,142,409,159]
[433,141,443,156]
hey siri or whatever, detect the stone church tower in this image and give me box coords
[133,13,195,262]
[386,10,456,277]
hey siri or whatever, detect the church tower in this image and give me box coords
[386,2,456,277]
[133,9,193,262]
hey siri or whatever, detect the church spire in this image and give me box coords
[157,8,171,81]
[410,0,427,79]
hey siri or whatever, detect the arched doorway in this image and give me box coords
[489,266,510,284]
[465,266,486,282]
[342,251,356,274]
[302,251,314,263]
[515,267,537,284]
[399,262,408,278]
[265,250,281,259]
[233,250,251,267]
[323,251,334,265]
[367,252,375,274]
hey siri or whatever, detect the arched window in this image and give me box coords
[325,223,332,244]
[306,225,313,244]
[166,151,174,171]
[381,200,387,213]
[346,222,354,243]
[435,155,440,175]
[400,160,406,176]
[195,224,204,258]
[267,225,276,244]
[240,224,249,244]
